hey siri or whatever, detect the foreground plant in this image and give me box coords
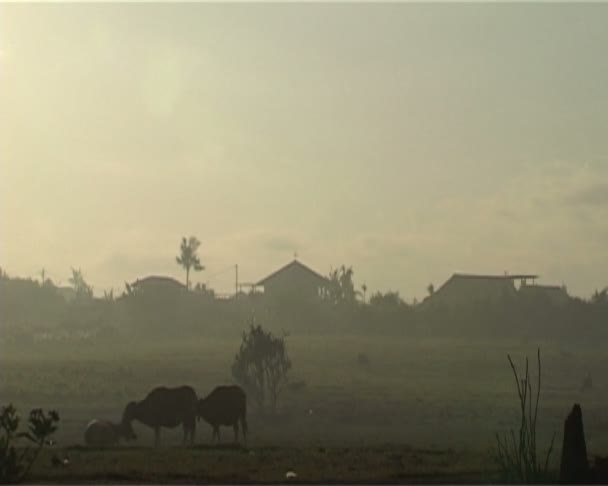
[0,404,60,483]
[232,319,291,415]
[494,348,555,484]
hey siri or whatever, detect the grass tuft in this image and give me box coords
[494,348,556,484]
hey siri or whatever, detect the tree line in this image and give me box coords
[1,235,607,346]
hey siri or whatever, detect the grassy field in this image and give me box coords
[2,334,608,482]
[29,444,502,484]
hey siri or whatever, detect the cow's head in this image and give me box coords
[120,421,137,441]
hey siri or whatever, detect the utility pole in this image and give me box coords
[235,264,239,300]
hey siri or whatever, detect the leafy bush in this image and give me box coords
[494,348,555,483]
[0,404,60,483]
[232,320,291,414]
[357,353,370,366]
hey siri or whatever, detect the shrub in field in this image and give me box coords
[0,404,60,483]
[232,320,291,414]
[494,348,555,484]
[357,353,370,366]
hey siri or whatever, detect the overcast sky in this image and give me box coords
[1,3,607,300]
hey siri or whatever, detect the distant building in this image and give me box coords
[126,275,185,296]
[519,283,570,306]
[255,260,330,301]
[420,273,538,309]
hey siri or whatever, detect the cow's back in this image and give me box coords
[202,385,246,426]
[140,385,198,428]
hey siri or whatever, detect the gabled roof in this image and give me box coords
[256,260,329,286]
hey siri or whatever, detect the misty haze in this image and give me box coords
[1,3,607,484]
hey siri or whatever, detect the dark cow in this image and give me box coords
[197,385,248,443]
[122,385,198,447]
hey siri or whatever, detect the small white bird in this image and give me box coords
[285,471,298,480]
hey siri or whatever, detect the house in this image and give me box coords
[519,283,570,306]
[420,273,538,309]
[125,275,185,296]
[255,260,330,301]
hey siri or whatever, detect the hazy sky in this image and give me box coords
[1,3,607,300]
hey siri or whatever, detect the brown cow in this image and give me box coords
[197,385,248,443]
[122,385,197,447]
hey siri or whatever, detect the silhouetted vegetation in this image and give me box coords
[68,268,93,300]
[1,264,607,352]
[232,321,291,414]
[176,236,204,290]
[326,265,357,306]
[494,349,555,484]
[0,404,60,483]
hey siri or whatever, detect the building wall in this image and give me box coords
[263,268,325,301]
[427,277,517,308]
[519,285,569,306]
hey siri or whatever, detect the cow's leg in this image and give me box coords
[233,422,239,443]
[189,423,195,445]
[241,416,248,444]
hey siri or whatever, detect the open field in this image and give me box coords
[29,444,502,484]
[3,335,608,482]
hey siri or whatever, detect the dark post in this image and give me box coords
[560,403,590,484]
[235,264,239,300]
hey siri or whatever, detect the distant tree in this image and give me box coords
[369,290,404,308]
[232,320,291,414]
[361,283,368,304]
[68,268,93,299]
[427,283,435,296]
[176,236,204,290]
[591,287,608,305]
[327,265,356,306]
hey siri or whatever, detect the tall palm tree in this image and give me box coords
[176,236,204,289]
